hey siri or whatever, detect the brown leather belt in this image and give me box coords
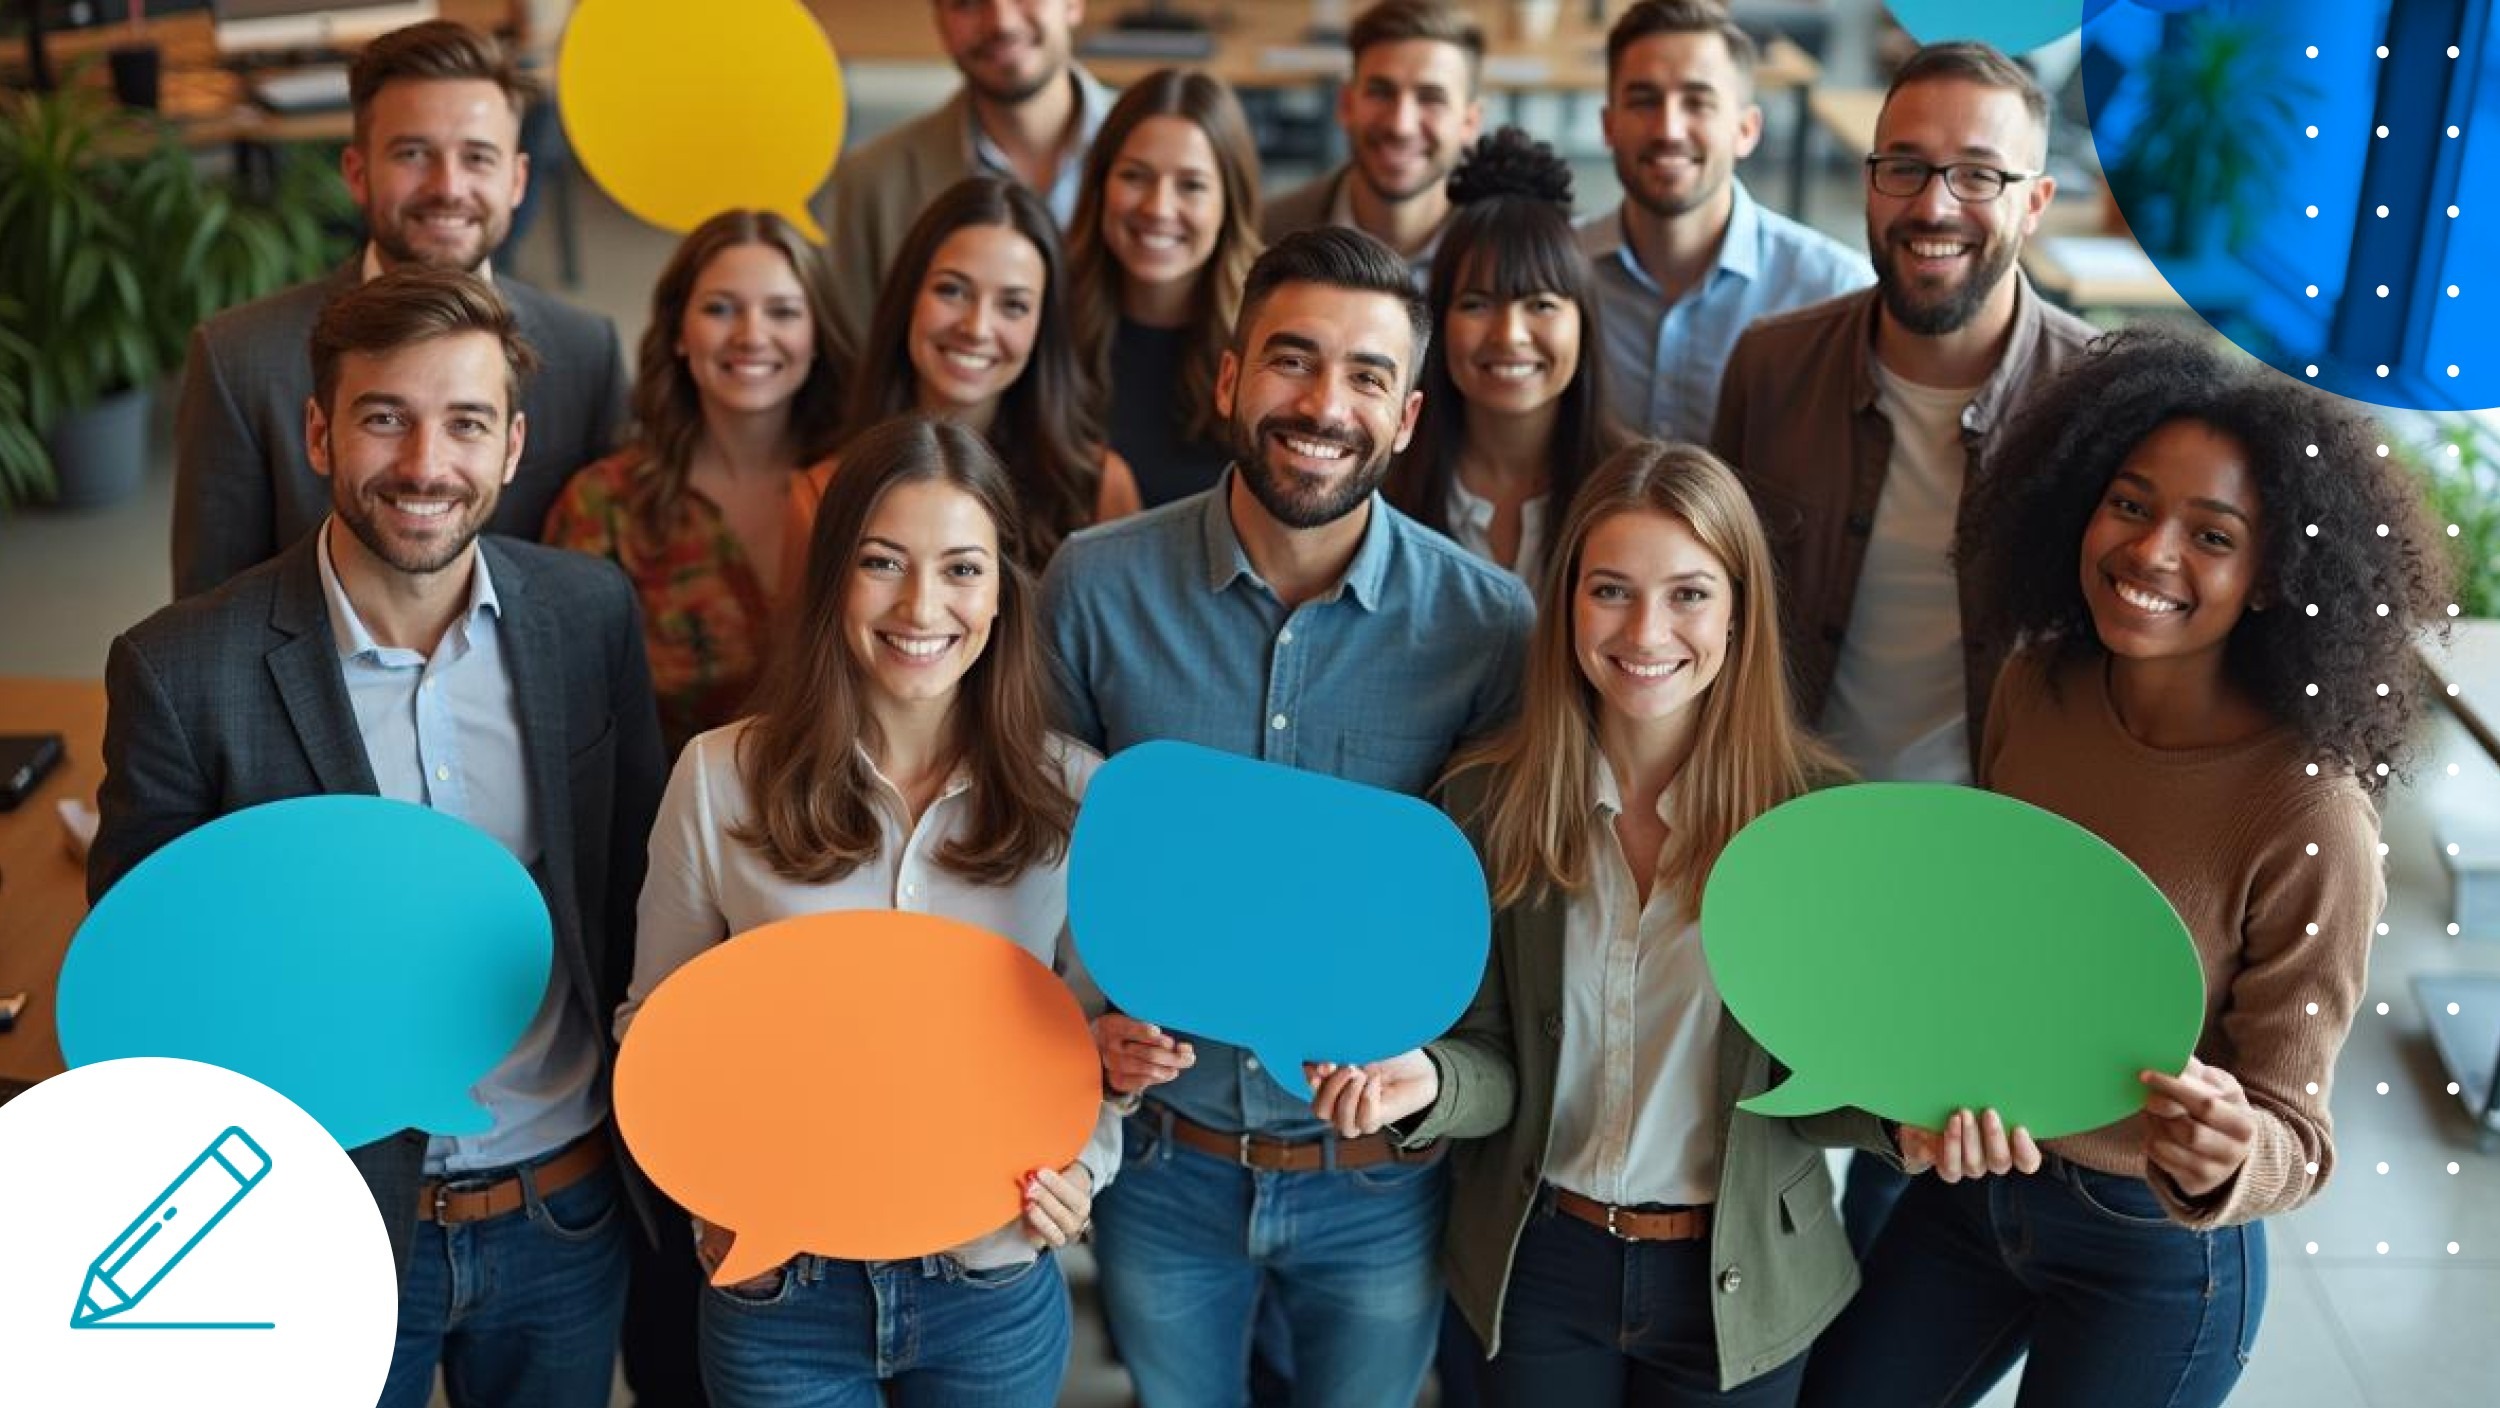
[1164,1107,1439,1173]
[1553,1187,1711,1242]
[416,1134,610,1225]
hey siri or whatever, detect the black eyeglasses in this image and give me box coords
[1864,155,2038,202]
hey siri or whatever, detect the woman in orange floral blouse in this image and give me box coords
[546,209,844,756]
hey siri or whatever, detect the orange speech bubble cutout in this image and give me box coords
[615,911,1101,1284]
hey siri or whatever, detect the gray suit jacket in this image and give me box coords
[1261,165,1345,245]
[171,263,630,601]
[89,532,667,1273]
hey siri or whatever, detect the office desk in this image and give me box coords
[5,4,511,148]
[0,679,104,1096]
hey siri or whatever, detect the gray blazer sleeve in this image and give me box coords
[171,324,278,601]
[89,632,215,903]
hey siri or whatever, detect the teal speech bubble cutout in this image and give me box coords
[59,796,553,1149]
[1069,741,1490,1101]
[1700,783,2204,1138]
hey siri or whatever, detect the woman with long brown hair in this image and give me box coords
[787,178,1138,585]
[1065,67,1264,507]
[1311,442,1892,1404]
[621,414,1119,1407]
[545,208,842,755]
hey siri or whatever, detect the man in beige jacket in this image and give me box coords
[813,0,1113,381]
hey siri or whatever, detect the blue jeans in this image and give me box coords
[377,1159,632,1408]
[1800,1157,2267,1408]
[698,1250,1070,1408]
[1093,1112,1448,1408]
[1482,1199,1806,1407]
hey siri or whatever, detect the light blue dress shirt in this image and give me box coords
[1579,179,1874,445]
[1041,473,1535,1138]
[965,63,1113,227]
[316,522,605,1175]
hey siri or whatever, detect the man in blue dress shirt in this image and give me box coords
[1042,227,1534,1407]
[1578,0,1872,444]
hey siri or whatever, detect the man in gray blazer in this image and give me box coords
[1262,0,1484,288]
[96,269,663,1408]
[171,20,627,601]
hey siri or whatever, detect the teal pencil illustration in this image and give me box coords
[72,1126,274,1330]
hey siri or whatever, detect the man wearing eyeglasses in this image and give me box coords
[1710,40,2093,790]
[1707,39,2096,1259]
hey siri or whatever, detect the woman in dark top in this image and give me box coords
[1066,68,1264,507]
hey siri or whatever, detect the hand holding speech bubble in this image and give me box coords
[559,0,844,239]
[614,911,1101,1285]
[1700,783,2205,1140]
[59,796,553,1149]
[1067,741,1491,1102]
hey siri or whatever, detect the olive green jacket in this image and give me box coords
[1405,774,1899,1389]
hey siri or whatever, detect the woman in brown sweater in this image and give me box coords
[1800,328,2453,1408]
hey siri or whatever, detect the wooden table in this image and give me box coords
[0,678,105,1097]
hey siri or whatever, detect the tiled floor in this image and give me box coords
[4,75,2495,1408]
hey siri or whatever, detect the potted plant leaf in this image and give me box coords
[0,81,164,509]
[2108,11,2315,258]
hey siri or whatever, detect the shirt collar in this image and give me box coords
[1324,167,1446,276]
[1585,179,1762,295]
[962,64,1110,186]
[1848,272,2053,433]
[1196,467,1393,611]
[853,742,975,807]
[1589,753,1678,823]
[315,516,501,660]
[361,244,494,285]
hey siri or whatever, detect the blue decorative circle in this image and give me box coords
[1887,1,2089,56]
[2086,0,2497,411]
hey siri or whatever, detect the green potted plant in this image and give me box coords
[2413,418,2500,621]
[0,297,49,509]
[0,80,160,509]
[2108,12,2315,258]
[0,79,350,513]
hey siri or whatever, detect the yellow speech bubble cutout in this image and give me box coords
[558,0,843,240]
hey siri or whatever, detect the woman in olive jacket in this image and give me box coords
[1306,442,1933,1403]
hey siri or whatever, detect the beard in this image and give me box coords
[1869,218,2021,336]
[330,447,498,576]
[371,199,504,273]
[1231,410,1394,530]
[1616,143,1725,221]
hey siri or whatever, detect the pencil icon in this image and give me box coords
[72,1125,275,1330]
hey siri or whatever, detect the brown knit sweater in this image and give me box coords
[1979,646,2384,1229]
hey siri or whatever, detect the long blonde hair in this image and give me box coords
[1451,441,1844,907]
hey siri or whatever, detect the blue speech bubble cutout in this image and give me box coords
[1068,741,1490,1101]
[59,796,553,1149]
[2086,0,2499,412]
[1887,1,2089,54]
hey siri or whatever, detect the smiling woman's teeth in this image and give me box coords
[1617,658,1680,679]
[2113,580,2184,614]
[880,634,953,658]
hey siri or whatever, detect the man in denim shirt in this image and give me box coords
[1042,227,1533,1407]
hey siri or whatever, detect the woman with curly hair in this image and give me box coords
[545,209,844,756]
[1065,68,1264,508]
[1800,328,2454,1408]
[1387,127,1622,579]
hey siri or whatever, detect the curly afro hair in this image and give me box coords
[1956,327,2454,790]
[1446,126,1574,211]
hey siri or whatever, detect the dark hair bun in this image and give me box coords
[1447,127,1574,212]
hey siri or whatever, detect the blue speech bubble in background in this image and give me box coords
[1886,1,2089,54]
[2086,0,2498,412]
[1068,741,1490,1101]
[59,796,553,1149]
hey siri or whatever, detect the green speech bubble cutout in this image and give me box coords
[1700,783,2205,1140]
